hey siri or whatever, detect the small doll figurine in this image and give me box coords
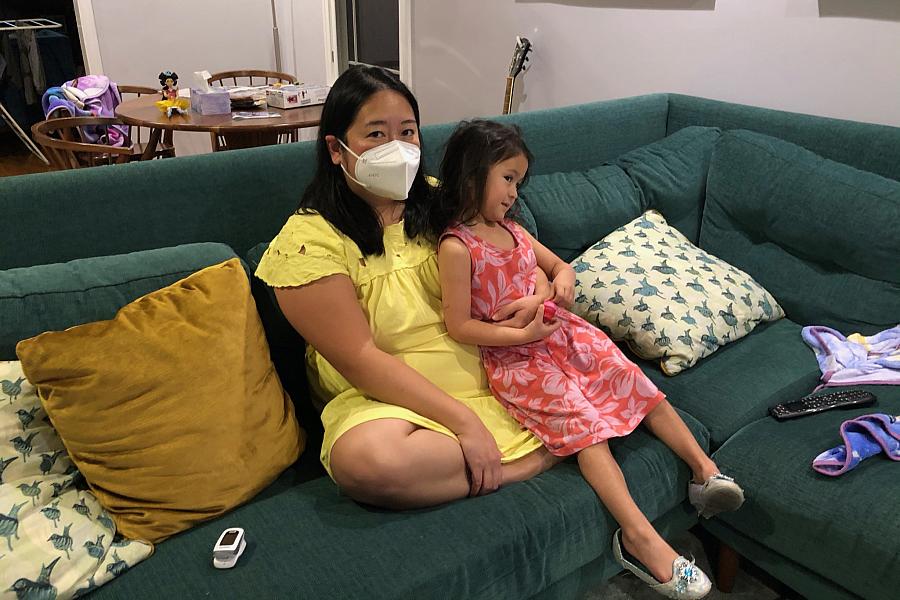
[159,70,179,101]
[155,70,189,118]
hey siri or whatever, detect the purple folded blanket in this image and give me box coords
[812,413,900,476]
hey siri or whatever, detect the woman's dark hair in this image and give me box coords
[413,119,533,243]
[298,65,430,256]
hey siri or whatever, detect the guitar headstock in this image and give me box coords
[507,36,533,78]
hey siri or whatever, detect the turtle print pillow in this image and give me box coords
[571,210,784,375]
[0,361,152,599]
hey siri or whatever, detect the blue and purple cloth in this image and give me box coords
[812,413,900,476]
[40,75,128,147]
[802,325,900,390]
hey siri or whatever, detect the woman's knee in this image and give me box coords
[331,435,417,507]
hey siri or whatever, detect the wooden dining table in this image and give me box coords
[115,94,324,159]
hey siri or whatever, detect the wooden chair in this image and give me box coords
[118,85,176,160]
[31,117,134,170]
[206,69,299,151]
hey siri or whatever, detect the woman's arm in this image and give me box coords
[522,230,576,309]
[439,237,559,347]
[274,275,502,496]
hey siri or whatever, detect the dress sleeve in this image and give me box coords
[255,214,350,288]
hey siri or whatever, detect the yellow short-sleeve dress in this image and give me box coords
[255,213,542,478]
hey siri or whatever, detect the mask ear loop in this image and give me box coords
[337,139,369,189]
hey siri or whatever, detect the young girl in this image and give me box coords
[430,120,745,600]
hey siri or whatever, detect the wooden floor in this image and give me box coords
[0,131,53,177]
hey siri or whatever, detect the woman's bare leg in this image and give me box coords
[641,399,719,483]
[578,442,679,583]
[330,419,561,509]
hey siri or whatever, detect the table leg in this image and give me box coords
[140,128,163,161]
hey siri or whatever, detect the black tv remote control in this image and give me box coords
[769,389,876,421]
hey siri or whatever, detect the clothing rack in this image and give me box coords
[0,18,63,165]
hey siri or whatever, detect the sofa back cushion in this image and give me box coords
[668,94,900,183]
[518,165,644,262]
[422,93,669,178]
[615,126,721,243]
[0,144,315,270]
[0,242,238,360]
[702,130,900,335]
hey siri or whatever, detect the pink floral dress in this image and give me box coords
[443,221,664,456]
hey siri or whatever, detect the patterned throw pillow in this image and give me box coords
[572,210,785,375]
[0,361,152,599]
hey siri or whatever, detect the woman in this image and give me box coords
[255,65,558,509]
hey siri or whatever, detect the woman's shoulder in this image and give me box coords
[256,212,354,288]
[274,211,352,251]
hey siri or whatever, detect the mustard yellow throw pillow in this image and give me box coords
[16,258,305,543]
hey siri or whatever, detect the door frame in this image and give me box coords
[322,0,412,87]
[73,0,104,74]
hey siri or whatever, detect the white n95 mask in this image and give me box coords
[339,139,421,200]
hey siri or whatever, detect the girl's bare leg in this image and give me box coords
[578,442,680,583]
[330,418,561,509]
[642,399,719,483]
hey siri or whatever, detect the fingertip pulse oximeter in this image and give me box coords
[213,527,246,569]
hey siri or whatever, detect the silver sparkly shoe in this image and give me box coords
[612,529,712,599]
[689,473,745,519]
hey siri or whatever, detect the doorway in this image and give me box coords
[324,0,412,86]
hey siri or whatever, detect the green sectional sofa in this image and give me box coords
[2,93,898,600]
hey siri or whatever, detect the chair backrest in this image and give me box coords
[117,85,174,152]
[207,69,298,87]
[31,117,134,170]
[205,70,300,151]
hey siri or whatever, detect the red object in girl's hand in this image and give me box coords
[542,300,558,323]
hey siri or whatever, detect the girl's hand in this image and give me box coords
[550,269,576,309]
[456,421,502,496]
[491,294,543,328]
[521,304,561,343]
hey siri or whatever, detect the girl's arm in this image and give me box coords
[439,236,559,347]
[489,267,550,328]
[522,230,576,309]
[274,276,502,496]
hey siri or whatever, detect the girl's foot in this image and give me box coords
[613,529,712,599]
[620,527,681,583]
[689,473,745,519]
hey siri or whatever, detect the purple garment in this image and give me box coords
[40,75,128,147]
[813,413,900,476]
[801,325,900,390]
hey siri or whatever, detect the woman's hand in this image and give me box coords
[550,267,576,309]
[456,420,503,496]
[491,294,544,328]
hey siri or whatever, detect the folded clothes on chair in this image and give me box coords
[813,413,900,476]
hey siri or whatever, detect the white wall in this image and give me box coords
[410,0,900,127]
[89,0,328,154]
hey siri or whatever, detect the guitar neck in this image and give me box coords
[502,76,516,115]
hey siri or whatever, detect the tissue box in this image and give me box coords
[266,84,330,109]
[190,88,231,115]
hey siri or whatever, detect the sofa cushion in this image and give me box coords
[615,126,721,243]
[632,318,822,448]
[0,361,153,598]
[703,130,900,336]
[518,165,644,262]
[572,210,785,376]
[17,259,305,543]
[710,385,900,600]
[89,409,708,600]
[0,242,239,361]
